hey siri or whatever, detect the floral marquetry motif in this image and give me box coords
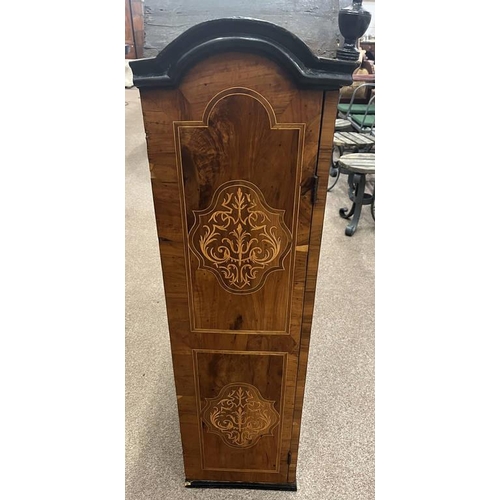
[201,383,280,449]
[189,180,292,294]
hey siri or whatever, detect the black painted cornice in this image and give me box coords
[129,18,360,90]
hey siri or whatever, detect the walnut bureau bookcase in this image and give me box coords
[130,8,369,491]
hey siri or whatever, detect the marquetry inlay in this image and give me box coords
[189,180,292,294]
[201,382,280,449]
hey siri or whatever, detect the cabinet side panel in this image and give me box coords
[287,90,339,482]
[137,53,329,486]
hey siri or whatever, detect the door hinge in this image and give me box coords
[311,174,319,204]
[287,451,292,465]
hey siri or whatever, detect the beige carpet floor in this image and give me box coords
[125,87,374,500]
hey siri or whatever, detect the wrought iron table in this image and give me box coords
[337,153,375,236]
[328,131,375,191]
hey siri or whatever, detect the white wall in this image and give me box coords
[363,0,375,38]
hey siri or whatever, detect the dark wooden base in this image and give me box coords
[185,480,297,491]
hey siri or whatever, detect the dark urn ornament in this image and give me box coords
[337,0,372,61]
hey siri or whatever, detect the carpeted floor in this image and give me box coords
[125,87,374,500]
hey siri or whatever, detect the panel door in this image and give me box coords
[140,52,326,484]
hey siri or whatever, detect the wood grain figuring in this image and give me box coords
[138,51,339,486]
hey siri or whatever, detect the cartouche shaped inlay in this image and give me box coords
[189,180,292,294]
[201,383,280,449]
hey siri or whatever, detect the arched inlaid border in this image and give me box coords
[174,87,305,334]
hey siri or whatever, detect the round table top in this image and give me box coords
[335,118,352,131]
[334,131,375,147]
[338,153,375,174]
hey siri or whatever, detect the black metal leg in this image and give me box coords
[339,173,356,218]
[339,173,366,236]
[371,184,375,221]
[327,166,340,192]
[327,145,343,192]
